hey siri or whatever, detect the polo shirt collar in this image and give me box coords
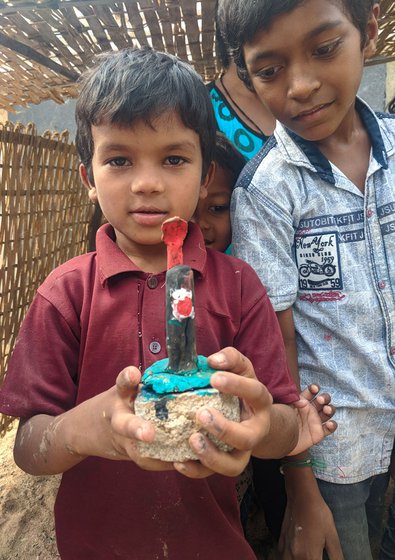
[276,97,388,184]
[96,222,207,285]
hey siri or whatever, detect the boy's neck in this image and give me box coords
[315,107,371,193]
[116,239,168,274]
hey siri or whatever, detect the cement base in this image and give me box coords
[134,388,240,462]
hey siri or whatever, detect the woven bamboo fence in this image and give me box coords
[0,121,93,435]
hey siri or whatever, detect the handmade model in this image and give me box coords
[134,217,240,462]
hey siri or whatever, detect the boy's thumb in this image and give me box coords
[115,366,141,398]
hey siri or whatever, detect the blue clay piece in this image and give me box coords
[142,355,216,395]
[139,386,218,402]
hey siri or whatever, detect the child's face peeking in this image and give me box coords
[194,163,232,253]
[242,0,378,145]
[80,111,209,268]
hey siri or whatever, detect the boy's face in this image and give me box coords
[194,164,232,253]
[242,0,379,144]
[81,111,209,264]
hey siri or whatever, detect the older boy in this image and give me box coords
[0,47,335,560]
[218,0,395,558]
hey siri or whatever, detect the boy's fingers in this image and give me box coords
[314,392,332,405]
[111,408,155,443]
[325,536,344,560]
[134,455,176,472]
[195,407,263,451]
[187,432,250,476]
[319,404,336,422]
[322,420,337,437]
[173,459,214,479]
[299,383,320,400]
[210,371,272,408]
[115,366,141,399]
[208,347,256,379]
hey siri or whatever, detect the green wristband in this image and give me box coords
[279,458,326,474]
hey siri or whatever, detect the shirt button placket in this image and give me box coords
[146,275,162,356]
[149,340,161,354]
[147,276,158,289]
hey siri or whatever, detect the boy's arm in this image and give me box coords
[14,366,169,476]
[276,308,343,560]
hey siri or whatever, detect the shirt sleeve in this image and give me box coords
[0,292,80,418]
[231,163,300,312]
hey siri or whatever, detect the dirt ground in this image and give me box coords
[0,425,60,560]
[0,423,392,560]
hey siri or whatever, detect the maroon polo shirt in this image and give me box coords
[0,222,298,560]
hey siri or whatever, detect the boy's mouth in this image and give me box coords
[130,207,168,226]
[293,102,332,121]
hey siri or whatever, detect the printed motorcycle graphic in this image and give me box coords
[299,257,336,278]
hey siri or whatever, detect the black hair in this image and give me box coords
[388,96,395,114]
[75,47,216,180]
[215,0,231,69]
[214,131,246,190]
[215,26,231,70]
[217,0,376,88]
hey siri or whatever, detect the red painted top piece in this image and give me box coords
[161,217,188,269]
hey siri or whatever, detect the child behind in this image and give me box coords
[218,1,395,558]
[0,47,335,560]
[194,131,246,253]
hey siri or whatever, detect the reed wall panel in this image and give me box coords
[0,121,93,435]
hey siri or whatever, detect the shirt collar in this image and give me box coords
[276,97,389,184]
[96,222,207,285]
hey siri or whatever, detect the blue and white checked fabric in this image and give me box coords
[231,98,395,483]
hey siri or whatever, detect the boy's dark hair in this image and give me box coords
[214,131,246,189]
[76,47,216,180]
[217,0,376,88]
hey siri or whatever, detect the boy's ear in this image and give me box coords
[79,164,97,204]
[363,3,380,60]
[199,161,216,199]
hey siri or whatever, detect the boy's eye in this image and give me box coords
[314,38,342,57]
[108,157,129,167]
[256,65,282,81]
[166,156,185,166]
[209,204,229,214]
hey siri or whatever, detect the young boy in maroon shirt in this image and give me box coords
[0,47,336,560]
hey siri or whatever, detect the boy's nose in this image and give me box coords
[287,66,320,100]
[195,212,210,231]
[130,169,164,194]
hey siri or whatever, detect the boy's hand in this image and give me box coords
[100,366,178,471]
[174,347,286,478]
[279,477,343,560]
[288,384,337,456]
[14,366,179,475]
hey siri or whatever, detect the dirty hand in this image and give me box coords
[173,347,275,479]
